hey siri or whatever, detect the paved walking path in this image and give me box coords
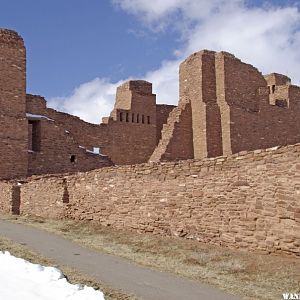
[0,220,242,300]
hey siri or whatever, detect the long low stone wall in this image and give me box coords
[1,144,300,256]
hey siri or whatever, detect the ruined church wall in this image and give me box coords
[0,29,28,179]
[156,104,176,143]
[26,92,159,166]
[229,103,300,154]
[108,84,159,165]
[219,54,300,154]
[27,118,112,176]
[179,51,223,159]
[17,144,300,256]
[26,94,110,151]
[106,120,157,165]
[179,52,206,159]
[222,53,266,112]
[161,103,194,161]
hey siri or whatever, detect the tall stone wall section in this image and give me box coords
[156,104,176,143]
[107,81,158,164]
[0,29,28,179]
[217,53,300,155]
[26,81,171,169]
[180,51,223,159]
[4,143,298,256]
[154,50,300,161]
[27,117,112,176]
[150,102,194,161]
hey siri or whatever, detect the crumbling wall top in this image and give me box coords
[180,50,216,66]
[0,28,24,48]
[264,73,291,86]
[118,80,153,94]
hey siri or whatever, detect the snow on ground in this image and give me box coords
[0,251,105,300]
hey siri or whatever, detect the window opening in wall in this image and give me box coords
[147,116,150,124]
[142,115,145,124]
[132,113,135,123]
[271,85,275,94]
[126,113,129,122]
[70,155,76,163]
[275,99,288,108]
[28,120,41,152]
[137,114,140,123]
[119,112,123,122]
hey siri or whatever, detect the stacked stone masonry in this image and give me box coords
[1,28,300,256]
[1,29,300,179]
[1,144,299,256]
[153,50,300,162]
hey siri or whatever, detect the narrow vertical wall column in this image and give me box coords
[201,52,223,158]
[215,53,232,156]
[0,29,28,179]
[179,50,223,159]
[180,52,207,159]
[11,185,21,215]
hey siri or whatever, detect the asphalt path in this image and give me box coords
[0,220,242,300]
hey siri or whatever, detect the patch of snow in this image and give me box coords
[26,113,54,122]
[93,147,100,154]
[78,145,107,157]
[86,149,99,155]
[0,251,105,300]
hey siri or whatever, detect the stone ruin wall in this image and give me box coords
[2,28,300,180]
[25,80,173,171]
[155,104,176,143]
[0,29,300,257]
[105,81,158,165]
[1,143,299,256]
[0,29,28,179]
[26,95,113,176]
[152,50,300,162]
[0,29,175,180]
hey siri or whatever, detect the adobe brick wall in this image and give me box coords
[156,50,300,161]
[21,176,67,219]
[180,51,223,159]
[107,81,158,164]
[26,81,170,168]
[15,143,300,256]
[217,53,300,155]
[2,27,300,181]
[27,117,112,176]
[26,94,110,152]
[0,182,14,214]
[0,181,20,215]
[156,104,176,143]
[150,102,194,162]
[0,29,28,179]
